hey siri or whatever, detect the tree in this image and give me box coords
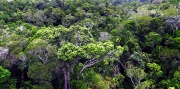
[0,66,14,89]
[50,7,65,25]
[158,48,180,75]
[124,20,137,31]
[169,0,180,5]
[145,32,162,49]
[34,25,94,46]
[3,33,25,64]
[62,14,77,27]
[172,66,180,88]
[111,29,140,53]
[166,15,180,33]
[147,63,163,79]
[163,6,178,17]
[32,82,53,89]
[83,70,110,89]
[57,42,85,89]
[79,41,124,73]
[27,62,52,84]
[126,66,146,88]
[136,15,153,35]
[150,17,166,34]
[26,38,57,64]
[130,51,150,68]
[0,66,11,84]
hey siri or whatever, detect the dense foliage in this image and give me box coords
[0,0,180,89]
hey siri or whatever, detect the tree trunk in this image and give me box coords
[63,67,69,89]
[114,63,120,75]
[118,60,126,70]
[129,77,136,88]
[21,71,24,82]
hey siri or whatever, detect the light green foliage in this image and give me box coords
[162,7,178,17]
[35,25,93,45]
[79,41,123,73]
[168,87,175,89]
[159,3,170,10]
[85,42,109,59]
[0,66,14,89]
[34,25,66,42]
[57,42,85,61]
[27,62,52,83]
[147,63,163,78]
[0,66,11,83]
[115,46,124,57]
[85,41,123,60]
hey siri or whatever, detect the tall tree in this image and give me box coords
[57,42,85,89]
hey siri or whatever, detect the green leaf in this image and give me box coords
[0,66,11,83]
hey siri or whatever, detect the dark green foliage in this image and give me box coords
[124,20,137,31]
[144,32,162,48]
[169,0,180,5]
[149,17,166,34]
